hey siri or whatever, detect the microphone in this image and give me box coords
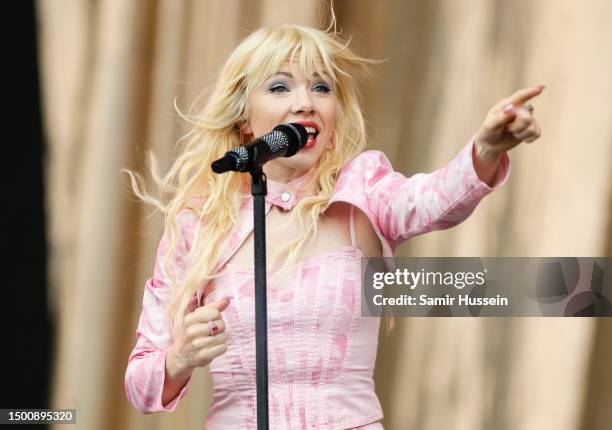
[211,123,308,173]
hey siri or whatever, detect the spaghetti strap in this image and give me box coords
[349,204,357,247]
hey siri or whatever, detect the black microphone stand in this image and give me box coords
[212,123,306,429]
[250,166,270,430]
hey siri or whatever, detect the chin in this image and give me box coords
[274,156,318,175]
[296,152,324,168]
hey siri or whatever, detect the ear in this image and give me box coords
[241,123,253,135]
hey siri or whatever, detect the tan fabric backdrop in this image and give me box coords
[37,0,612,429]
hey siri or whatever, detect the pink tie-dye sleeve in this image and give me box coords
[361,137,510,248]
[124,209,196,413]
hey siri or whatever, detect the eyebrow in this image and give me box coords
[270,71,330,80]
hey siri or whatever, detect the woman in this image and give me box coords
[124,24,543,429]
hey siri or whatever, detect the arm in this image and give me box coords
[362,138,510,248]
[472,141,505,187]
[124,209,197,413]
[162,345,194,407]
[363,85,544,249]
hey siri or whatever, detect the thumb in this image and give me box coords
[488,104,517,133]
[211,296,232,312]
[478,104,517,145]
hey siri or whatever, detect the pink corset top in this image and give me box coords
[202,206,384,430]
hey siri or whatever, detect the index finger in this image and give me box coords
[494,85,545,111]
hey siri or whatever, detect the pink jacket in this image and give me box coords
[125,138,510,424]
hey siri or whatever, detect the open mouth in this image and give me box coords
[304,126,319,147]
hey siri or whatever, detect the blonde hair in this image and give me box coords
[124,24,395,340]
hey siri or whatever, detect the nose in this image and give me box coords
[291,86,314,115]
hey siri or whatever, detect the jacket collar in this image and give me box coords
[241,168,317,211]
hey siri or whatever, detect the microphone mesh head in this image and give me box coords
[266,130,289,153]
[229,146,249,171]
[275,123,308,156]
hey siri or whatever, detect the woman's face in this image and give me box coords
[243,61,337,183]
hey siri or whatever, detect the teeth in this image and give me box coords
[304,126,317,134]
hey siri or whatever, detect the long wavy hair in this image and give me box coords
[124,24,395,340]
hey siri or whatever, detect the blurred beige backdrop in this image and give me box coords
[37,0,612,429]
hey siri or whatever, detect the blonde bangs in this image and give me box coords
[242,25,343,96]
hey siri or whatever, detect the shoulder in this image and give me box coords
[325,150,398,213]
[179,198,204,224]
[342,149,393,171]
[336,150,395,189]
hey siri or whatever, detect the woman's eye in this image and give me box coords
[268,84,289,93]
[312,82,331,93]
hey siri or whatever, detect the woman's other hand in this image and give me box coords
[167,297,232,376]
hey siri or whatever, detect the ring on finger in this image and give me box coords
[208,320,219,336]
[524,104,534,113]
